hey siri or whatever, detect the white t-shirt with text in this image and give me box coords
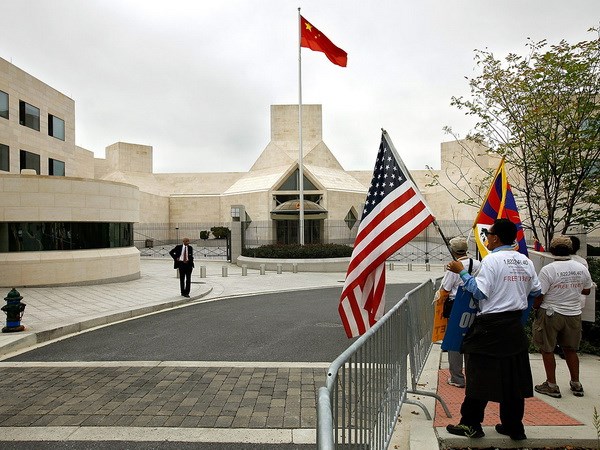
[539,259,593,316]
[475,249,541,314]
[441,257,481,300]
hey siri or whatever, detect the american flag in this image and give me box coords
[338,131,435,338]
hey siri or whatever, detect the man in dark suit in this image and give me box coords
[169,237,194,297]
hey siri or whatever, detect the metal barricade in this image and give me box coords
[405,277,451,420]
[317,277,450,450]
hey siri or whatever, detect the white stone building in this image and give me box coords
[5,56,590,287]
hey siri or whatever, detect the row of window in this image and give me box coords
[0,144,64,175]
[0,90,65,140]
[0,222,133,253]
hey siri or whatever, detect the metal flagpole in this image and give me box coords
[381,128,455,260]
[298,7,305,245]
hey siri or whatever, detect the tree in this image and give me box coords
[441,29,600,247]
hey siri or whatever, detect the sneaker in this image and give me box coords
[447,378,465,388]
[535,381,562,398]
[446,423,485,438]
[495,423,527,441]
[570,381,584,397]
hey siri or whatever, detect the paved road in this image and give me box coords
[7,285,416,363]
[1,285,416,449]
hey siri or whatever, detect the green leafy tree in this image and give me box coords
[442,29,600,247]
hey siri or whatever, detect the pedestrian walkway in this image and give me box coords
[0,258,598,449]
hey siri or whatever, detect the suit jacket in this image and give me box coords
[169,244,194,269]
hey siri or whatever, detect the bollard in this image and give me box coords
[407,263,413,271]
[222,266,228,277]
[2,288,26,333]
[277,263,283,274]
[242,265,248,276]
[426,263,431,272]
[260,264,266,275]
[292,263,298,274]
[200,266,206,278]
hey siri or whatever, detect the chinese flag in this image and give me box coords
[300,15,347,67]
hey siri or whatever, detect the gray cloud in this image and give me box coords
[2,0,598,173]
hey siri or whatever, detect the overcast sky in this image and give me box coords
[2,1,599,173]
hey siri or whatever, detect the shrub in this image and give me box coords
[199,230,210,240]
[210,227,229,239]
[242,243,353,259]
[581,257,600,355]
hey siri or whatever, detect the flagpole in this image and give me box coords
[381,129,456,260]
[298,7,305,245]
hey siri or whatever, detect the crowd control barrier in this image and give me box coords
[317,277,450,450]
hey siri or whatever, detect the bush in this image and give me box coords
[210,227,229,239]
[199,230,210,240]
[242,243,353,259]
[581,257,600,355]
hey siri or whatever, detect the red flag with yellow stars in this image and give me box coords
[300,16,347,67]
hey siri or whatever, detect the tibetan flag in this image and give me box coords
[338,131,435,338]
[473,158,527,258]
[300,15,347,67]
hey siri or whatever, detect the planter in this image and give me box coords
[236,255,350,273]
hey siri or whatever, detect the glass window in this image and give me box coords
[49,158,65,176]
[19,100,40,131]
[1,222,133,252]
[20,150,40,174]
[278,169,318,191]
[0,90,8,119]
[48,114,65,140]
[345,208,357,229]
[0,144,8,172]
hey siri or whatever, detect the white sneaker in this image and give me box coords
[447,378,465,388]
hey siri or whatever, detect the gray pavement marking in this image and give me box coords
[0,427,316,444]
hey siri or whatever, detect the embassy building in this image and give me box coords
[0,56,512,287]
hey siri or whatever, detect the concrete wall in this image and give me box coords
[0,175,140,286]
[0,247,140,287]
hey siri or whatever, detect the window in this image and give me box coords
[19,101,40,131]
[1,222,133,252]
[48,114,65,140]
[49,158,65,176]
[20,150,40,174]
[345,208,358,229]
[0,90,8,119]
[278,169,318,191]
[0,144,8,172]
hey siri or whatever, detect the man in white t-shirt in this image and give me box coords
[439,236,481,388]
[533,235,593,399]
[445,219,541,441]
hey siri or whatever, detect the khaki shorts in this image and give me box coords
[532,309,582,353]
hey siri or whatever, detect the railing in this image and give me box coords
[244,220,474,264]
[317,277,450,450]
[134,239,228,260]
[404,277,451,420]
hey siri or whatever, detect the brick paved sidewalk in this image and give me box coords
[0,363,324,430]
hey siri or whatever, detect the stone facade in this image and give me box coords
[0,57,140,286]
[2,56,595,287]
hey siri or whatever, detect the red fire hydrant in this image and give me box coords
[2,288,26,332]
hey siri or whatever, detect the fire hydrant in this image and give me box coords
[2,288,26,333]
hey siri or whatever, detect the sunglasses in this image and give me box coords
[483,229,496,236]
